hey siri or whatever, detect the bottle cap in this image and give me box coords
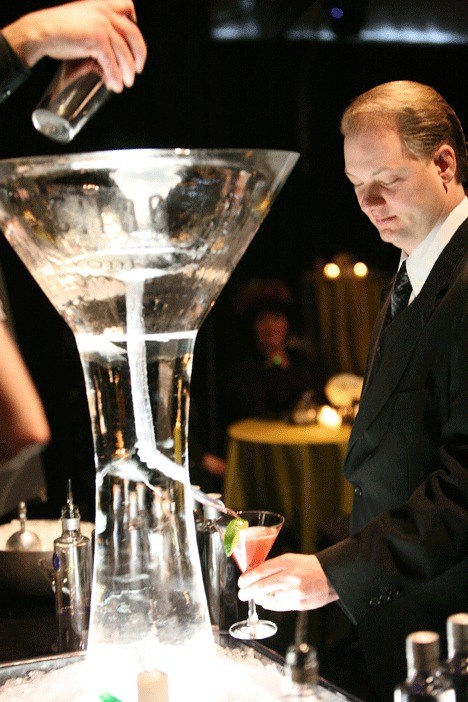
[284,643,319,684]
[202,493,223,522]
[447,612,468,658]
[61,479,81,531]
[406,631,440,676]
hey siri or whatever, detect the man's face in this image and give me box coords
[344,128,448,254]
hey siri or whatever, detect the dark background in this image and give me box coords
[0,0,466,515]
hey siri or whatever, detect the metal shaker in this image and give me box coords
[196,493,239,631]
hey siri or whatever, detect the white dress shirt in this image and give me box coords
[400,196,468,304]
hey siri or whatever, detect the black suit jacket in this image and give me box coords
[317,218,468,699]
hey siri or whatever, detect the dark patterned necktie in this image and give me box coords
[390,260,412,319]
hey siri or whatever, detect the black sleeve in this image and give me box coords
[0,31,31,105]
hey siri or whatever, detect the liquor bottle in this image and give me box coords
[444,613,468,702]
[282,641,327,700]
[394,631,456,701]
[53,480,92,652]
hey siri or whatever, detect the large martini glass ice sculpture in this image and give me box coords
[0,148,298,700]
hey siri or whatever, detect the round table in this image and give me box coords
[224,418,353,554]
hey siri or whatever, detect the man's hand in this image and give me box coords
[2,0,147,92]
[237,553,339,611]
[202,453,227,477]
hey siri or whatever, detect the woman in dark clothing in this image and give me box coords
[225,294,324,423]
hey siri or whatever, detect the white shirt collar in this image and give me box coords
[399,196,468,300]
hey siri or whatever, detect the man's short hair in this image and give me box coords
[341,81,467,184]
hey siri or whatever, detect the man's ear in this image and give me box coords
[433,144,457,183]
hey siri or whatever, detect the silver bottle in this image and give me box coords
[196,494,238,631]
[53,480,92,652]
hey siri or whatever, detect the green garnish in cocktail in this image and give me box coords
[223,517,248,556]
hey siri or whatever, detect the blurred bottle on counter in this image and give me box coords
[282,641,327,700]
[196,493,239,631]
[443,613,468,702]
[394,631,456,701]
[53,479,92,652]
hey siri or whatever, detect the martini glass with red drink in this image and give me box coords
[225,510,284,640]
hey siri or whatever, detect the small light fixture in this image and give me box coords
[353,262,368,277]
[323,262,341,279]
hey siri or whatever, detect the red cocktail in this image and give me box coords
[228,510,284,640]
[232,525,279,573]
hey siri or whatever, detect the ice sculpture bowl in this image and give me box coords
[0,148,299,700]
[0,148,299,337]
[0,520,94,597]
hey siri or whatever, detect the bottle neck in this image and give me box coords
[62,517,81,533]
[284,643,319,687]
[447,614,468,660]
[407,632,441,678]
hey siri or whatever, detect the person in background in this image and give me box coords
[0,306,50,471]
[0,0,146,482]
[236,82,468,701]
[189,279,325,492]
[224,279,325,424]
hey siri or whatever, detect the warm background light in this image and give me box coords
[353,261,368,277]
[317,404,343,428]
[323,262,341,279]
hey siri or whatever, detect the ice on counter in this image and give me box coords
[0,645,343,702]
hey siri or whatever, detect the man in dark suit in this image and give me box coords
[237,81,468,700]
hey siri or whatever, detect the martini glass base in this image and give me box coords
[229,618,277,640]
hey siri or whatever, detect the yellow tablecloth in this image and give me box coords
[224,418,353,554]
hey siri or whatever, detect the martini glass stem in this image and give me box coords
[247,598,259,631]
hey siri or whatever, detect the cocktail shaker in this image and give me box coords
[196,495,239,631]
[5,501,42,551]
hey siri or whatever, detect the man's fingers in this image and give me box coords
[238,558,285,587]
[108,13,147,74]
[105,0,138,24]
[108,29,137,88]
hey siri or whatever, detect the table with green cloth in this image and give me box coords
[223,418,353,554]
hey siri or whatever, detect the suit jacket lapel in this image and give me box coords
[360,282,392,396]
[345,221,468,463]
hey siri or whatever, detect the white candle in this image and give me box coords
[138,669,169,702]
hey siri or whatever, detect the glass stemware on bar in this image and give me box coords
[0,148,298,701]
[227,510,285,640]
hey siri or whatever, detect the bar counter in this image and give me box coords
[0,581,363,701]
